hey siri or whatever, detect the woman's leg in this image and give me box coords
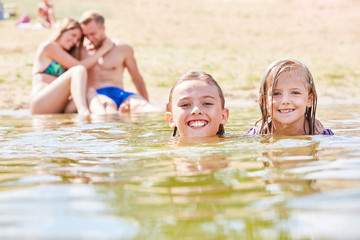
[69,66,90,116]
[64,99,76,113]
[30,65,89,115]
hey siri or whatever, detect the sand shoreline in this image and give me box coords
[0,84,358,116]
[1,0,359,114]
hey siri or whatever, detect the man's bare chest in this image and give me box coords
[88,49,125,71]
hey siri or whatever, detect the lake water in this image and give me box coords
[0,105,359,239]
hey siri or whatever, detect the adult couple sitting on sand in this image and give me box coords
[30,11,158,116]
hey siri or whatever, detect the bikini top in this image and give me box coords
[42,60,64,77]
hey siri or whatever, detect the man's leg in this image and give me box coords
[89,94,118,115]
[119,95,162,113]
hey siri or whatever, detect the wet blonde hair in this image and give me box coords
[50,18,84,59]
[168,70,226,137]
[258,59,318,134]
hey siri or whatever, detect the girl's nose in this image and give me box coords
[281,94,290,104]
[191,105,202,115]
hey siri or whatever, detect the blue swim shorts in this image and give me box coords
[96,86,135,108]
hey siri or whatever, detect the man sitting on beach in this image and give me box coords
[80,11,158,114]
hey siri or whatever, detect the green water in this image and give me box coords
[0,105,359,239]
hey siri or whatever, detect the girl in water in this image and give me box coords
[247,59,333,135]
[166,70,229,138]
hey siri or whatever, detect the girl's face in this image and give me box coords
[166,80,229,138]
[58,28,82,50]
[266,71,313,132]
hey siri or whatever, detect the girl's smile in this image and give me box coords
[278,109,295,113]
[188,119,208,128]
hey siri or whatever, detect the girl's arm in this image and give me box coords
[45,38,113,69]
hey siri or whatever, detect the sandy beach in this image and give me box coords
[0,0,359,113]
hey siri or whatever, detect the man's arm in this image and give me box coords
[123,45,149,101]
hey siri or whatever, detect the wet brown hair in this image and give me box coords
[168,70,226,137]
[258,59,318,134]
[50,18,84,59]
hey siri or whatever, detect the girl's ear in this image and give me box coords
[165,112,176,128]
[307,93,314,107]
[221,108,230,125]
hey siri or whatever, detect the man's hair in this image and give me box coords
[80,11,105,25]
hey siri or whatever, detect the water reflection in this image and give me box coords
[0,105,359,239]
[261,135,319,168]
[31,113,124,129]
[173,153,228,176]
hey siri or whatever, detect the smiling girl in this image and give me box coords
[165,71,229,138]
[30,18,113,116]
[247,59,333,135]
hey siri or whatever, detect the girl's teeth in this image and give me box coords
[279,109,293,113]
[189,121,206,127]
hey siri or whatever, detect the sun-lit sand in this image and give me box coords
[0,0,359,113]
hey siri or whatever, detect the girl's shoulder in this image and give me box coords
[246,126,259,135]
[315,119,334,135]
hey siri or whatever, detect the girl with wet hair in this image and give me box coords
[166,70,229,138]
[247,59,333,135]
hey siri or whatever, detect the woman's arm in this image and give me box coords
[45,38,113,69]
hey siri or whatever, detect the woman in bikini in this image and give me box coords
[30,17,113,116]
